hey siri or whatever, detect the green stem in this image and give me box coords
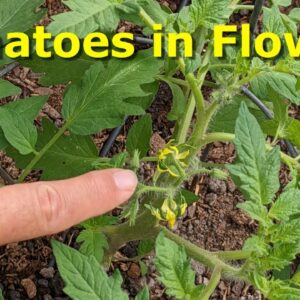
[175,93,195,144]
[203,132,235,145]
[200,265,222,300]
[103,211,159,256]
[203,80,219,89]
[18,123,68,182]
[141,157,158,162]
[165,76,189,87]
[188,101,219,156]
[216,250,252,261]
[137,184,172,196]
[235,4,255,10]
[162,228,243,278]
[177,57,205,114]
[138,8,156,28]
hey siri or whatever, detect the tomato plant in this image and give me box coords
[1,0,300,299]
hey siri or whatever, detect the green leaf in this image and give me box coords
[0,79,21,99]
[136,287,149,300]
[0,108,37,155]
[289,8,300,23]
[237,201,269,226]
[0,289,3,300]
[160,79,185,121]
[9,119,99,180]
[80,215,118,229]
[0,0,44,43]
[228,103,280,207]
[76,230,108,263]
[268,285,300,300]
[273,0,292,6]
[138,239,155,256]
[0,129,9,150]
[0,96,47,150]
[52,240,128,300]
[21,51,96,85]
[269,189,300,221]
[176,189,199,205]
[3,96,48,120]
[77,215,118,262]
[154,232,204,300]
[48,0,119,37]
[209,95,266,134]
[260,243,300,271]
[36,120,99,180]
[178,0,234,31]
[263,6,286,37]
[139,261,148,276]
[121,198,139,226]
[270,220,300,243]
[243,235,269,256]
[126,82,159,111]
[251,72,300,104]
[62,49,161,135]
[126,115,152,158]
[285,119,300,149]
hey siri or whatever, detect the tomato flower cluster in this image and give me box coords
[157,141,190,178]
[146,197,187,228]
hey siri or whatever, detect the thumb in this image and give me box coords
[0,169,137,245]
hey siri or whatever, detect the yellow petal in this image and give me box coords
[166,209,177,228]
[167,168,180,177]
[177,150,190,160]
[180,203,188,216]
[161,199,170,214]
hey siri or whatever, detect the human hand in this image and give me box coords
[0,170,137,245]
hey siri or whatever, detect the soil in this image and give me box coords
[0,0,298,300]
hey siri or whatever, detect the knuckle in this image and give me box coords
[35,184,66,232]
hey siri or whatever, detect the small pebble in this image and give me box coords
[21,278,37,299]
[127,263,141,279]
[40,267,55,279]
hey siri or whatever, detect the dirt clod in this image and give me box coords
[20,278,37,299]
[127,263,141,279]
[40,267,55,279]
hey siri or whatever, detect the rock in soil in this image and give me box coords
[20,278,37,299]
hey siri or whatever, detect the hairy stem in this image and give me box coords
[216,250,252,261]
[137,184,173,196]
[103,211,159,256]
[175,93,196,144]
[200,265,222,300]
[162,228,244,278]
[188,101,219,157]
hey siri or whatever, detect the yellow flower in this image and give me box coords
[165,208,177,229]
[157,142,190,178]
[146,197,188,229]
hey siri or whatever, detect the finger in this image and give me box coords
[0,169,137,245]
